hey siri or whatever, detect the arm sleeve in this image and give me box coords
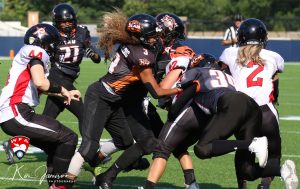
[29,59,44,68]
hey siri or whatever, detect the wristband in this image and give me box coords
[47,82,62,93]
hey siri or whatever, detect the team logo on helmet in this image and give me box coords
[160,15,178,30]
[9,136,30,160]
[33,27,48,36]
[127,20,141,33]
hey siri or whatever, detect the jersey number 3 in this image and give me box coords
[247,65,263,87]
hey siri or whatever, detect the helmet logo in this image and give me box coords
[160,15,178,30]
[28,37,35,44]
[33,27,48,37]
[127,20,141,32]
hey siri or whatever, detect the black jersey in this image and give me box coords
[52,25,91,78]
[99,44,156,102]
[181,67,236,114]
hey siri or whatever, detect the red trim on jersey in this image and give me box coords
[10,105,18,116]
[269,80,275,103]
[9,65,31,106]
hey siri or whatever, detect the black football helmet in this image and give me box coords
[237,18,267,46]
[24,23,61,57]
[190,53,221,70]
[126,13,158,48]
[156,13,185,45]
[52,3,77,34]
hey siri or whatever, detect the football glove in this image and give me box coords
[86,48,96,58]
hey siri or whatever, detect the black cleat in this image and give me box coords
[123,157,150,172]
[98,182,112,189]
[95,172,113,189]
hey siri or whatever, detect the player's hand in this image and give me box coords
[86,48,96,58]
[177,80,201,93]
[61,88,81,105]
[61,87,72,105]
[69,90,81,101]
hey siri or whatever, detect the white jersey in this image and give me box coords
[219,47,284,106]
[165,55,191,104]
[0,45,50,123]
[165,55,191,88]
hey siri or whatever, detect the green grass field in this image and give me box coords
[0,59,299,189]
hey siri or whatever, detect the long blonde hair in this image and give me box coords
[236,45,266,66]
[98,8,139,61]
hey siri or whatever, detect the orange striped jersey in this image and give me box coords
[99,44,156,99]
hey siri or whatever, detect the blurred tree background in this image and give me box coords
[0,0,300,31]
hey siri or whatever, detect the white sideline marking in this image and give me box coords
[281,131,300,134]
[280,116,300,121]
[0,139,110,154]
[60,115,300,124]
[59,115,300,125]
[1,141,300,158]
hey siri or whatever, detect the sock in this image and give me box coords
[100,139,120,156]
[261,177,273,186]
[212,140,251,156]
[67,152,85,176]
[183,169,196,185]
[145,180,155,189]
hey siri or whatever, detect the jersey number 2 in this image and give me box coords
[247,65,263,87]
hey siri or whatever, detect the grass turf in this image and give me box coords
[0,59,299,188]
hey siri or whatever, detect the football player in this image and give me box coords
[145,54,268,189]
[95,13,201,189]
[65,10,181,189]
[0,24,79,189]
[220,18,298,189]
[42,3,101,135]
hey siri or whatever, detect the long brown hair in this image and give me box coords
[98,8,140,61]
[236,44,266,66]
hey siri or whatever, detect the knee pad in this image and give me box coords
[78,139,100,162]
[138,137,158,155]
[152,140,172,160]
[69,133,78,145]
[194,144,212,159]
[114,138,133,150]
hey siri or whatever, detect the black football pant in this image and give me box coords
[43,67,84,134]
[189,92,262,185]
[234,103,282,186]
[78,81,133,165]
[1,103,78,185]
[108,97,163,172]
[153,103,210,160]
